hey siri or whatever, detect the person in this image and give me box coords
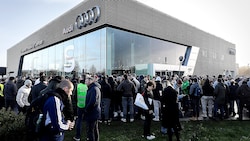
[236,80,250,120]
[152,76,163,121]
[189,78,201,120]
[161,80,180,141]
[30,75,47,103]
[181,76,190,116]
[40,76,62,96]
[117,74,136,122]
[34,72,46,85]
[4,76,18,113]
[0,79,4,109]
[40,79,75,141]
[16,76,25,90]
[16,79,32,114]
[213,78,226,119]
[100,76,112,124]
[201,78,214,119]
[228,80,238,117]
[142,81,156,140]
[85,75,101,141]
[73,78,88,141]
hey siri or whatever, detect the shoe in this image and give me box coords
[73,137,80,141]
[146,135,155,140]
[121,118,127,122]
[120,112,124,117]
[113,112,118,118]
[130,118,134,122]
[152,118,160,121]
[141,115,145,120]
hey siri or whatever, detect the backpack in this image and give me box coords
[194,86,201,97]
[25,91,61,137]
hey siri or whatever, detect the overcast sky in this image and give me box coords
[1,0,249,67]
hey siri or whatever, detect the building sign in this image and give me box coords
[21,40,44,53]
[63,6,101,35]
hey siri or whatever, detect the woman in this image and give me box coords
[142,81,156,140]
[161,80,180,141]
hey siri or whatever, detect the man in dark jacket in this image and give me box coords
[85,75,101,141]
[30,75,47,103]
[214,78,226,119]
[117,74,136,122]
[236,80,250,120]
[4,76,18,113]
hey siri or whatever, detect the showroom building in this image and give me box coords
[7,0,236,78]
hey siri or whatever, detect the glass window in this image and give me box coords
[22,28,106,78]
[106,27,188,74]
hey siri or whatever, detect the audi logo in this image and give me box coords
[75,6,101,29]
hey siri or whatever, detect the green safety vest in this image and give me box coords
[77,83,88,108]
[0,84,3,97]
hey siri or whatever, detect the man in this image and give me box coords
[4,76,18,113]
[85,75,101,141]
[117,74,136,122]
[73,78,88,141]
[16,79,32,114]
[152,76,163,121]
[189,78,202,120]
[40,79,75,141]
[237,80,250,120]
[30,75,47,103]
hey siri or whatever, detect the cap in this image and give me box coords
[155,76,161,82]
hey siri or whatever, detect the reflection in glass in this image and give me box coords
[21,27,187,77]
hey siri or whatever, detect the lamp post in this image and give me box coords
[178,56,184,77]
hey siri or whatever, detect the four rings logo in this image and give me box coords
[75,6,101,29]
[63,6,100,34]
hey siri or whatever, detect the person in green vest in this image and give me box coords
[181,76,190,117]
[0,79,4,109]
[73,78,88,141]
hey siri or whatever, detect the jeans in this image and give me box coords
[191,96,200,117]
[201,96,214,117]
[75,107,85,139]
[153,99,161,119]
[122,96,134,119]
[101,98,111,120]
[214,103,225,118]
[86,120,99,141]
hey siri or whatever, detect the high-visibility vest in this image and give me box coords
[0,83,4,97]
[77,83,88,108]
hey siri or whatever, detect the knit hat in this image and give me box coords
[25,79,32,86]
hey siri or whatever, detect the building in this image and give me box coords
[7,0,236,78]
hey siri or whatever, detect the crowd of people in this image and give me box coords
[1,72,250,141]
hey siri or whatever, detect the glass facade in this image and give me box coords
[21,27,188,78]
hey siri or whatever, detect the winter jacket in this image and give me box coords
[117,79,135,97]
[85,83,101,121]
[16,85,31,107]
[4,80,17,100]
[214,82,226,105]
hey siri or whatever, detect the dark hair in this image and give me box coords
[193,78,198,82]
[9,76,15,81]
[124,74,128,80]
[146,81,154,88]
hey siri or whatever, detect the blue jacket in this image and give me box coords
[85,83,101,121]
[43,89,73,134]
